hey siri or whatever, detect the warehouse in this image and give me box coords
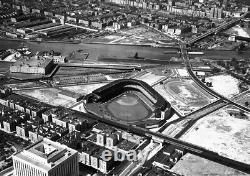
[10,55,54,75]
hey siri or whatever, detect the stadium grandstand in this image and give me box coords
[84,79,172,129]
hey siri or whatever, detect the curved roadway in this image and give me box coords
[180,43,250,113]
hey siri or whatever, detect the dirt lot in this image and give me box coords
[61,83,107,95]
[154,79,216,116]
[206,74,240,98]
[181,108,250,164]
[17,88,75,107]
[172,153,248,176]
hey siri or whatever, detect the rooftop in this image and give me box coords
[93,123,116,133]
[80,140,99,155]
[5,94,50,111]
[117,140,137,151]
[13,55,53,68]
[13,138,77,171]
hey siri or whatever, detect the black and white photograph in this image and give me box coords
[0,0,249,176]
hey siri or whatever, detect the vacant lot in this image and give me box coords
[172,153,248,176]
[17,88,75,107]
[181,108,250,164]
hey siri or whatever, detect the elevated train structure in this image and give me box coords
[180,44,250,113]
[82,104,250,174]
[187,12,248,46]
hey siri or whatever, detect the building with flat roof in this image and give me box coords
[10,55,54,75]
[4,93,50,117]
[12,138,79,176]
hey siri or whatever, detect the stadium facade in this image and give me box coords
[84,79,172,128]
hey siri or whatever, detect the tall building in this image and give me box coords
[222,0,228,9]
[214,7,218,18]
[12,138,79,176]
[168,0,174,6]
[218,8,223,19]
[210,8,215,19]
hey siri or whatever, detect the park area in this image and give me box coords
[165,80,212,107]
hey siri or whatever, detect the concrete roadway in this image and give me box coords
[180,44,250,113]
[188,12,248,45]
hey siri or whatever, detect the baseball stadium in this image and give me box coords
[84,79,172,129]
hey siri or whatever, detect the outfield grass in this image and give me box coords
[107,93,151,122]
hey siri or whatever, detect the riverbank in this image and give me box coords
[0,39,248,63]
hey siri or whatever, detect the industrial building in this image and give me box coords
[37,25,75,37]
[12,138,79,176]
[53,73,107,85]
[10,55,54,75]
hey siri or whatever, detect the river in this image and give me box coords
[0,40,174,61]
[0,39,249,62]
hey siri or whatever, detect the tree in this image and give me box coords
[231,57,238,66]
[245,102,249,107]
[238,42,245,51]
[201,77,205,83]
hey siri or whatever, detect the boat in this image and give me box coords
[187,51,204,55]
[128,52,145,60]
[163,50,179,54]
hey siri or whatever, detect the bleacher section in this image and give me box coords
[85,79,172,128]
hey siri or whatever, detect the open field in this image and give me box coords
[226,25,250,38]
[134,72,166,86]
[176,68,189,77]
[17,88,75,107]
[61,83,107,95]
[119,26,173,43]
[0,62,11,74]
[181,107,250,164]
[234,91,250,109]
[206,74,240,98]
[6,82,46,90]
[154,85,188,116]
[107,93,152,122]
[86,33,125,43]
[155,79,216,115]
[90,26,174,46]
[165,80,215,107]
[96,34,124,43]
[172,153,248,176]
